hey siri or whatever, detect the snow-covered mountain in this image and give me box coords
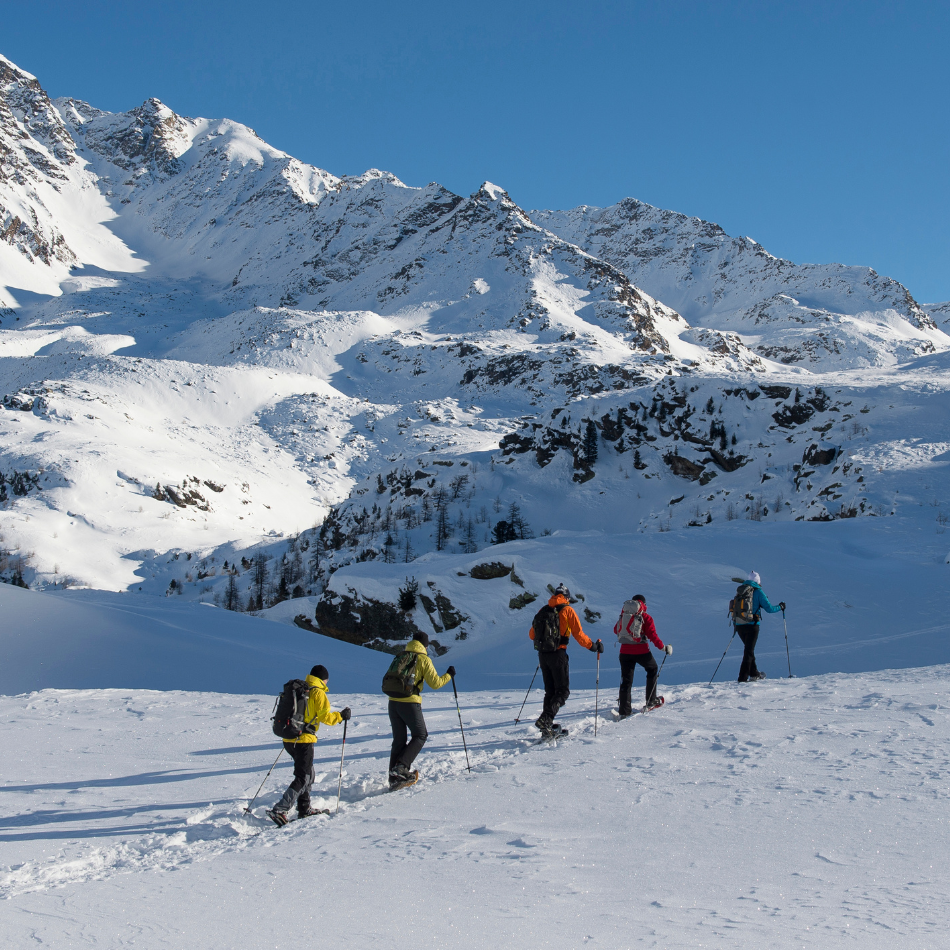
[532,199,943,369]
[1,52,949,662]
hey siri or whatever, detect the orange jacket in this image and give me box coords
[529,594,593,651]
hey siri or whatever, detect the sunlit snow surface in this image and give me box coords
[1,672,948,948]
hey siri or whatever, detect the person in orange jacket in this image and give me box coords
[528,583,602,737]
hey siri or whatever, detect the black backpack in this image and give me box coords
[532,604,565,653]
[382,651,420,698]
[271,679,318,740]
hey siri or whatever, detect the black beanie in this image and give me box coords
[310,664,329,681]
[414,633,430,648]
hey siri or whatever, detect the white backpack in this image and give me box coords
[615,599,645,645]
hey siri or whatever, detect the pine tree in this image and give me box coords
[583,420,598,465]
[252,554,269,607]
[224,570,240,611]
[436,506,450,551]
[398,577,419,611]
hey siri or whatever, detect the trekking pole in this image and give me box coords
[708,628,736,686]
[514,665,540,722]
[594,651,601,737]
[451,677,472,772]
[335,720,348,815]
[244,746,284,815]
[783,609,793,678]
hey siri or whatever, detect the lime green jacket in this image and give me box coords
[283,674,343,744]
[389,639,452,704]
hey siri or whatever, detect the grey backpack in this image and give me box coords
[615,599,645,645]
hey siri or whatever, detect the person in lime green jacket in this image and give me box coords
[387,634,454,789]
[267,665,350,826]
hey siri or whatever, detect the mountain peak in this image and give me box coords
[477,181,509,202]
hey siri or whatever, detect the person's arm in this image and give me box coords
[643,614,664,651]
[308,689,342,727]
[757,588,781,615]
[419,653,452,691]
[564,607,594,650]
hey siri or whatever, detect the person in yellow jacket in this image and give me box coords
[529,584,602,738]
[387,633,455,790]
[267,665,350,826]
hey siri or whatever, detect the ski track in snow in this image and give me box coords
[2,670,949,947]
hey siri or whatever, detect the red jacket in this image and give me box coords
[615,607,664,656]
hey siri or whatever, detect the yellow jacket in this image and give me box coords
[283,674,343,745]
[388,639,452,704]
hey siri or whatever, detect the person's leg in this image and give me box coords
[389,700,409,772]
[618,654,635,716]
[538,652,557,724]
[747,626,760,677]
[737,626,758,681]
[550,650,570,720]
[274,742,311,813]
[294,743,316,815]
[396,703,429,770]
[641,652,659,705]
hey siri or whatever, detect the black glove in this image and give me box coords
[446,665,456,678]
[596,639,604,654]
[340,707,351,721]
[779,602,786,611]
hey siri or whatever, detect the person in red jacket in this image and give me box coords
[614,594,672,716]
[529,584,602,737]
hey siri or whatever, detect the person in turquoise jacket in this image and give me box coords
[733,571,785,682]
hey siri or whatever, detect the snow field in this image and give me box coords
[2,668,949,948]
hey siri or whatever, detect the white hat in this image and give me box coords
[749,571,761,585]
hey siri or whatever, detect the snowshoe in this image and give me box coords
[389,769,420,792]
[750,672,767,681]
[297,806,331,818]
[265,808,290,827]
[642,696,665,713]
[539,724,569,741]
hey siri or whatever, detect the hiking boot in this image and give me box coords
[645,696,664,710]
[389,767,420,791]
[535,714,552,732]
[751,672,767,681]
[297,806,325,819]
[265,808,289,827]
[389,763,413,787]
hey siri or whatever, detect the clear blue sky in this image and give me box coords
[5,0,948,301]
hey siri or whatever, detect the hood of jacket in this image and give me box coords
[549,593,570,608]
[305,674,329,692]
[405,639,430,656]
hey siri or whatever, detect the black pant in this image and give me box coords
[736,624,760,682]
[539,649,570,722]
[275,741,315,814]
[389,700,428,772]
[619,651,658,715]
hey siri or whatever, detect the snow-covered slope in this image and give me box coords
[3,668,949,947]
[1,52,949,676]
